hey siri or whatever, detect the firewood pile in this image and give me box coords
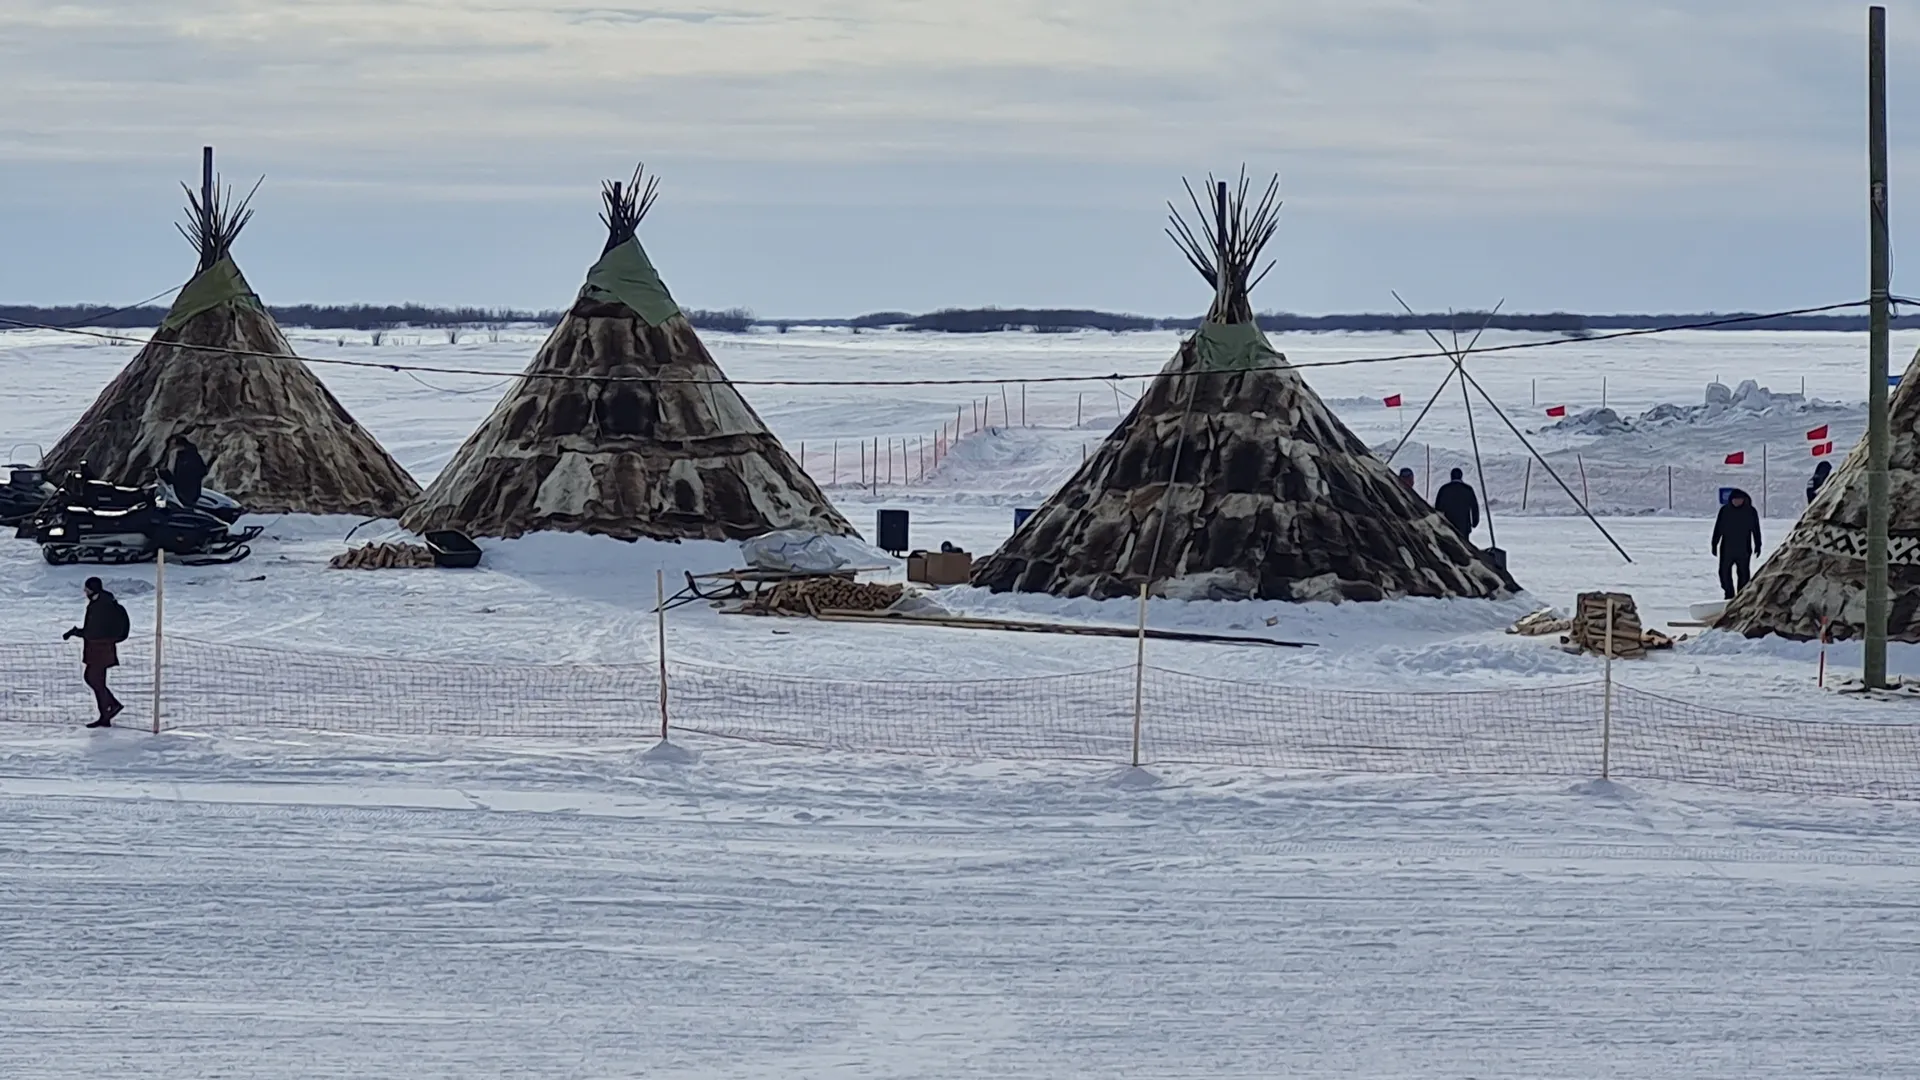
[329,542,436,570]
[1564,591,1678,657]
[1507,608,1572,637]
[748,577,904,615]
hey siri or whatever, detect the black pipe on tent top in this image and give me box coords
[599,163,660,254]
[175,146,261,274]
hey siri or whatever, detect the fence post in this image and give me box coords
[1077,392,1083,427]
[1577,453,1590,506]
[1001,384,1011,429]
[1601,598,1615,780]
[1131,582,1148,768]
[656,569,669,742]
[1667,465,1673,511]
[798,441,804,476]
[151,547,165,735]
[831,441,838,485]
[872,438,880,494]
[1521,458,1531,511]
[1761,443,1769,517]
[1021,383,1027,426]
[859,440,865,487]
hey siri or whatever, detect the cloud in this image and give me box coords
[0,0,1902,217]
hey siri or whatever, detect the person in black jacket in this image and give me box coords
[63,576,129,727]
[158,433,207,509]
[1711,488,1763,599]
[1807,460,1833,505]
[1433,468,1480,539]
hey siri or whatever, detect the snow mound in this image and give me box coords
[1542,380,1851,437]
[641,740,700,765]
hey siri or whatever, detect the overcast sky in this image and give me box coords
[2,0,1917,316]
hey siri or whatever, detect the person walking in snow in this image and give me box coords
[1807,460,1833,506]
[63,576,129,728]
[1433,467,1480,539]
[158,432,207,509]
[1711,488,1763,599]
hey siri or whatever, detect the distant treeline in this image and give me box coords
[0,303,757,333]
[4,302,1913,335]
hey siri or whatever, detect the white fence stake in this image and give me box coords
[1131,582,1149,768]
[151,547,165,735]
[656,569,669,742]
[1601,598,1615,780]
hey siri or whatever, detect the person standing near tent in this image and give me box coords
[1434,468,1480,539]
[158,432,207,509]
[1807,460,1833,505]
[62,576,129,728]
[1397,467,1418,493]
[1712,488,1763,599]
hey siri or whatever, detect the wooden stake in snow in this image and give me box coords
[1601,598,1614,780]
[1131,582,1148,768]
[656,569,669,741]
[151,548,165,735]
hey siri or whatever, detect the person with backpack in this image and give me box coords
[63,576,129,728]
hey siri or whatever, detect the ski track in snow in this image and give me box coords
[8,328,1920,1074]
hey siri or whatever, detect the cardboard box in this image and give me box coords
[907,550,972,586]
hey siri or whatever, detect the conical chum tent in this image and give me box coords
[971,174,1516,603]
[1721,352,1920,641]
[401,166,852,542]
[43,151,419,517]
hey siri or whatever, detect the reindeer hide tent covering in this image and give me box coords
[1719,346,1920,641]
[400,167,852,542]
[42,165,419,518]
[969,174,1516,603]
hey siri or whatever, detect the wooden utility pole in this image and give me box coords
[1867,5,1892,687]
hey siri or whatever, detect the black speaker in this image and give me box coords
[876,509,909,555]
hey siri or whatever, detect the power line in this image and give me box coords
[0,300,1870,389]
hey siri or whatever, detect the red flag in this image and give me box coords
[1383,394,1402,408]
[1725,451,1746,465]
[1545,405,1568,418]
[1807,425,1830,441]
[1812,441,1835,457]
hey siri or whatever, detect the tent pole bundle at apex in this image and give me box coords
[400,163,853,543]
[40,147,419,519]
[969,171,1517,604]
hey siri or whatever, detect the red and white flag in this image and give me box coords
[1545,405,1568,418]
[1725,451,1746,466]
[1812,441,1835,457]
[1806,425,1830,441]
[1383,393,1402,408]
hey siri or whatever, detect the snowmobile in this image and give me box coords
[30,478,261,566]
[13,466,244,539]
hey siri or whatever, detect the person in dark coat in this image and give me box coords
[63,576,129,727]
[158,433,207,509]
[1711,488,1763,599]
[1433,467,1480,538]
[1397,467,1418,493]
[1807,460,1833,505]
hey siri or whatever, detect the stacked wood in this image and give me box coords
[1508,608,1571,637]
[1568,591,1646,658]
[329,542,435,570]
[751,577,904,615]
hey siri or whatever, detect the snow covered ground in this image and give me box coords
[5,326,1920,1075]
